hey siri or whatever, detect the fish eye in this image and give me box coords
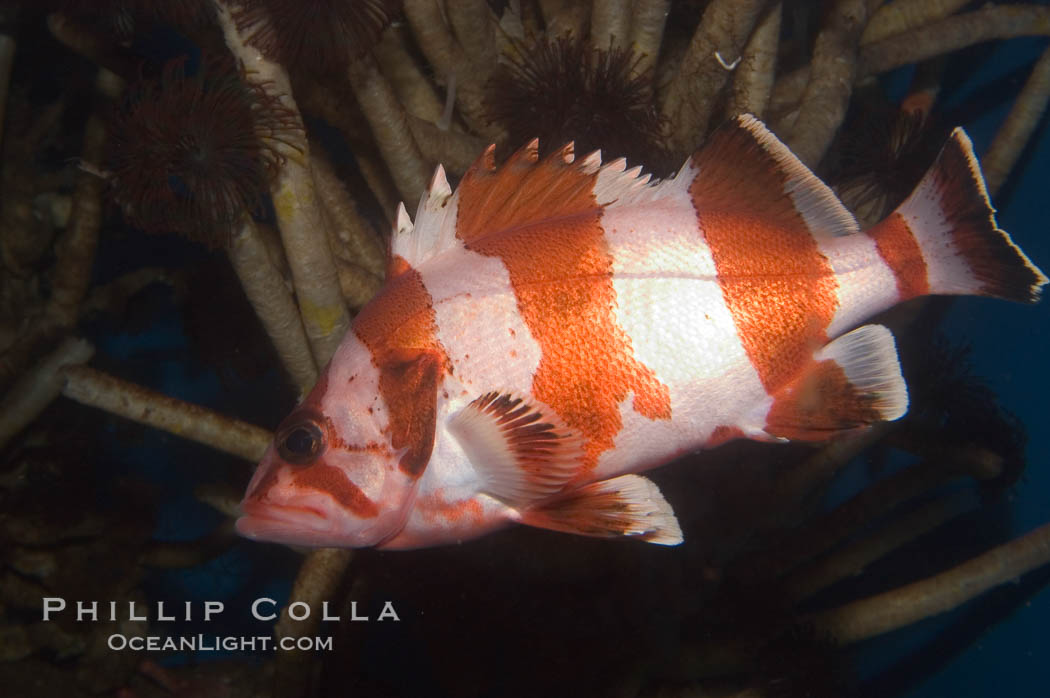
[275,414,326,465]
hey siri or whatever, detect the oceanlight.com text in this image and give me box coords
[107,634,335,652]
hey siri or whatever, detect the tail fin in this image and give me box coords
[868,128,1046,303]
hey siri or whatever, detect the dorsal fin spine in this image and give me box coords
[390,164,461,271]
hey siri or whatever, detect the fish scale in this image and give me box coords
[237,115,1046,550]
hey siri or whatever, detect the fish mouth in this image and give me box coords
[235,499,331,544]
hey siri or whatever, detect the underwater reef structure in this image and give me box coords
[1,1,1050,696]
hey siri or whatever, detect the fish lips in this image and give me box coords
[235,499,361,547]
[235,496,408,548]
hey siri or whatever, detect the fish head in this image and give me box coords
[236,344,426,548]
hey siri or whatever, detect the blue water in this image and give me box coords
[899,40,1050,698]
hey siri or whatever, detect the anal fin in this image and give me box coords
[519,474,683,546]
[764,324,908,441]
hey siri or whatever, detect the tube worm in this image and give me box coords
[51,0,218,40]
[373,23,445,124]
[60,365,272,462]
[272,548,354,696]
[229,0,396,74]
[228,218,319,392]
[237,3,430,206]
[105,48,324,387]
[783,493,975,603]
[858,4,1050,79]
[82,267,172,317]
[296,79,401,223]
[774,4,1050,114]
[782,0,876,168]
[49,69,121,326]
[194,482,244,518]
[0,68,117,391]
[811,520,1050,644]
[498,0,536,39]
[0,31,13,152]
[0,106,67,282]
[109,56,317,389]
[406,114,488,175]
[768,65,807,122]
[349,149,401,228]
[769,424,893,521]
[333,258,384,310]
[402,0,458,79]
[236,1,435,207]
[861,0,971,45]
[310,152,385,309]
[742,447,1003,582]
[108,55,295,248]
[309,150,386,279]
[0,338,94,450]
[983,45,1050,196]
[726,1,781,120]
[44,12,133,76]
[591,0,631,51]
[215,0,350,367]
[138,520,238,568]
[542,0,590,38]
[402,0,503,141]
[537,0,562,24]
[346,51,431,204]
[660,0,766,156]
[629,0,670,78]
[448,0,497,68]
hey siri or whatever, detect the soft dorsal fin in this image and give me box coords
[448,391,584,504]
[518,474,683,545]
[390,165,458,273]
[454,139,605,243]
[763,324,908,441]
[691,114,860,238]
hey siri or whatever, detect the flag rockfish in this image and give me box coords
[237,115,1046,549]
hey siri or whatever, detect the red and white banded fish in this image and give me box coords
[237,115,1046,549]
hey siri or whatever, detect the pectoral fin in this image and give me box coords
[448,391,584,505]
[519,474,683,545]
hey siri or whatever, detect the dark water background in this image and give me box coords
[11,8,1050,698]
[95,39,1050,698]
[893,37,1050,698]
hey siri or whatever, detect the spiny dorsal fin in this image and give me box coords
[691,114,860,238]
[454,140,604,243]
[593,156,668,207]
[448,391,584,504]
[519,474,683,545]
[392,140,687,269]
[390,165,458,273]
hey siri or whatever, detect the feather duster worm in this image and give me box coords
[231,0,400,74]
[107,55,301,248]
[485,36,671,174]
[40,0,216,39]
[831,94,948,224]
